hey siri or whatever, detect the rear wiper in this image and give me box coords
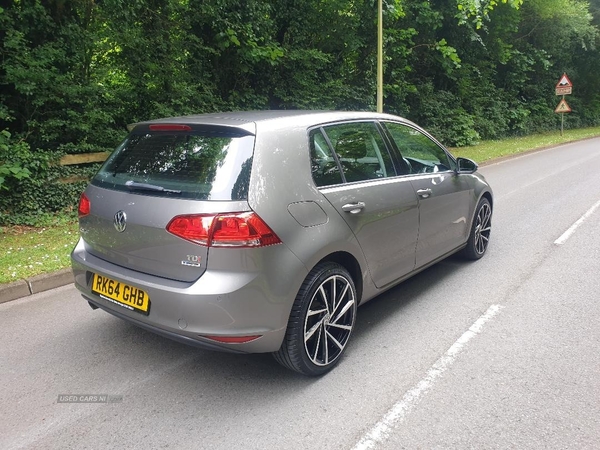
[125,180,182,194]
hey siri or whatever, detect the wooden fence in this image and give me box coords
[58,152,110,183]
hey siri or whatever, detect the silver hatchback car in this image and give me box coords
[72,110,492,376]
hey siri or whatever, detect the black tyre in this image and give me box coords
[273,262,357,376]
[462,197,492,260]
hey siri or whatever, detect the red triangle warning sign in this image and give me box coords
[555,98,572,113]
[556,73,573,88]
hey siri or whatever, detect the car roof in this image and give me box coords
[128,110,412,133]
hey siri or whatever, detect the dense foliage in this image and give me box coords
[1,0,599,225]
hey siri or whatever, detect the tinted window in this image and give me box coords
[309,129,344,187]
[384,122,455,174]
[93,130,254,200]
[322,122,395,183]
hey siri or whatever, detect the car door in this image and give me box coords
[382,121,472,268]
[311,121,419,288]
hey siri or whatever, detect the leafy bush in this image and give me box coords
[411,85,480,147]
[0,122,103,226]
[0,151,103,226]
[0,129,32,190]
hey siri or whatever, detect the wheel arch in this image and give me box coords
[481,190,493,209]
[468,190,493,230]
[314,251,363,304]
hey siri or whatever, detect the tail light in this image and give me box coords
[78,193,91,217]
[166,212,281,248]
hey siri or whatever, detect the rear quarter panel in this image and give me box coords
[248,119,373,301]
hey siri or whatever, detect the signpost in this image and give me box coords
[555,73,573,136]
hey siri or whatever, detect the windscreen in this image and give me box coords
[92,128,254,201]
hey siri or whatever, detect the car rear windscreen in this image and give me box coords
[92,127,254,200]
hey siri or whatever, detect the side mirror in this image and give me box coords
[456,157,478,174]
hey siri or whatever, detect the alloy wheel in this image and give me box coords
[303,274,356,367]
[474,202,492,255]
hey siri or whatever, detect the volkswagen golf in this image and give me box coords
[71,110,493,376]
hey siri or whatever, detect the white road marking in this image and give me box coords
[554,199,600,245]
[352,304,504,450]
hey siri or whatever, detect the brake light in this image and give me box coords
[78,193,90,217]
[166,212,281,248]
[149,124,192,131]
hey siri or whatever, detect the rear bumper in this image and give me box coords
[71,238,308,353]
[83,297,247,353]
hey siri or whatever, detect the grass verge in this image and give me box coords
[451,126,600,163]
[0,219,79,284]
[1,126,600,285]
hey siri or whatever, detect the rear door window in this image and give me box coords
[318,122,396,184]
[310,129,344,187]
[93,126,254,200]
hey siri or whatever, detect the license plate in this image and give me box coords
[91,274,150,315]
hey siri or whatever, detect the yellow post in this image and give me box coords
[377,0,383,113]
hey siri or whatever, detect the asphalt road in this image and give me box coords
[2,138,600,450]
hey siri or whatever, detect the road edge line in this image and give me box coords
[352,304,504,450]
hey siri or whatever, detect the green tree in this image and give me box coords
[0,0,599,224]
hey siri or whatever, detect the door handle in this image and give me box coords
[417,188,432,199]
[342,202,366,214]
